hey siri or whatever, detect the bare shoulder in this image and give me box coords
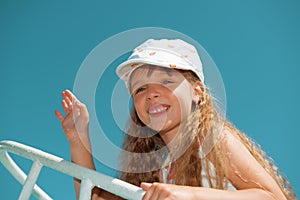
[216,126,286,199]
[217,127,267,184]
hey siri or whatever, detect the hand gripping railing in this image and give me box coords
[0,140,145,200]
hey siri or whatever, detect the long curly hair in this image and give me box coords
[119,67,296,200]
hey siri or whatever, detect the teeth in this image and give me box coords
[149,106,167,114]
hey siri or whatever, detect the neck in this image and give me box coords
[158,124,180,145]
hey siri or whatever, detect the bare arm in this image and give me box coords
[55,90,123,200]
[218,129,286,199]
[141,183,280,200]
[140,129,287,200]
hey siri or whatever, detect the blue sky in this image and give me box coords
[0,1,299,199]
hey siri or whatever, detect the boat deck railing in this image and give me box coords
[0,140,145,200]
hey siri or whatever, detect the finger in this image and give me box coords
[62,100,70,114]
[64,90,79,106]
[142,183,155,200]
[64,89,76,101]
[63,92,73,109]
[65,90,86,109]
[141,182,152,191]
[55,110,65,122]
[142,190,150,200]
[150,184,160,200]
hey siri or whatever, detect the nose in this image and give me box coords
[146,84,160,100]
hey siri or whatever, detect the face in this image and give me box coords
[130,66,195,143]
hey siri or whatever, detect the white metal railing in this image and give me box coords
[0,140,145,200]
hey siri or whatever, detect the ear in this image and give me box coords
[192,81,204,103]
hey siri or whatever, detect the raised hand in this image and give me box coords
[55,90,89,144]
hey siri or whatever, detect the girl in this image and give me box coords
[55,39,296,200]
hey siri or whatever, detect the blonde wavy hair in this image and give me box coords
[119,66,296,200]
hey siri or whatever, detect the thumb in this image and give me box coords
[55,110,64,122]
[140,182,152,191]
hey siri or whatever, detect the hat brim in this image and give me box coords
[116,58,196,82]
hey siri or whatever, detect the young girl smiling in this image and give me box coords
[55,39,296,200]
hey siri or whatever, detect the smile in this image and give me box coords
[148,104,170,116]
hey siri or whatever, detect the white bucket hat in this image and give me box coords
[116,39,204,87]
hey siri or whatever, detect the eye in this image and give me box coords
[134,86,146,94]
[162,80,174,85]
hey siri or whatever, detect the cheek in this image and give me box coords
[172,91,193,119]
[177,97,193,117]
[173,88,193,115]
[133,98,141,113]
[133,97,146,119]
